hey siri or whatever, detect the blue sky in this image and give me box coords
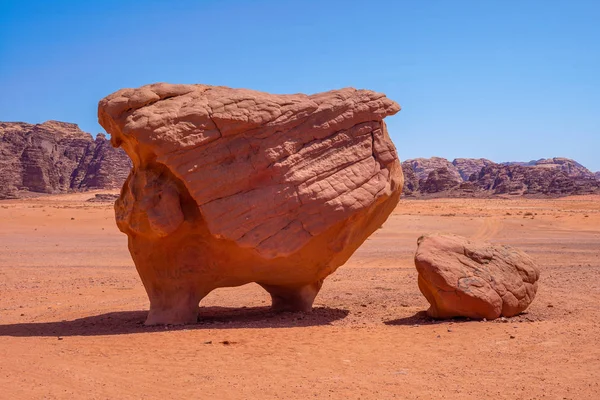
[1,0,599,170]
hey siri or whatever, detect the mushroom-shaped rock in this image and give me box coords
[98,83,403,325]
[414,233,540,320]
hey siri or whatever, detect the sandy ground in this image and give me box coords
[0,192,599,399]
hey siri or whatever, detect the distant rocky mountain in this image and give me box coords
[0,121,131,199]
[402,157,600,197]
[1,120,597,200]
[452,158,496,181]
[403,157,462,182]
[501,157,595,178]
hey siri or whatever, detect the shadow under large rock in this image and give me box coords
[384,311,467,326]
[0,306,349,337]
[384,311,537,326]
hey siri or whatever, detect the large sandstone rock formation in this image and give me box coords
[0,121,131,199]
[98,83,403,325]
[401,157,600,197]
[415,234,540,320]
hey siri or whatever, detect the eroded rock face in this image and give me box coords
[404,157,462,182]
[420,167,463,193]
[415,234,540,320]
[452,158,494,181]
[98,83,403,325]
[0,121,131,199]
[504,157,596,178]
[401,157,600,197]
[475,164,600,196]
[71,133,132,190]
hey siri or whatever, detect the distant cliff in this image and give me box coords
[402,157,600,197]
[0,121,131,199]
[1,120,597,200]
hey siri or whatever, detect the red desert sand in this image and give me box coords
[1,193,599,399]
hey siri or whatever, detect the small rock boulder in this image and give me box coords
[414,233,540,320]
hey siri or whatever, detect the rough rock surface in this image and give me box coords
[419,167,463,193]
[404,157,462,182]
[474,164,600,196]
[452,158,495,181]
[596,171,600,180]
[401,157,600,197]
[71,133,132,190]
[98,83,403,325]
[503,157,596,178]
[401,161,421,196]
[0,121,131,199]
[414,233,540,320]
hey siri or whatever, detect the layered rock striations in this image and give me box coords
[98,83,403,325]
[0,121,131,198]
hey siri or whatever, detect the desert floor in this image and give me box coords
[1,193,599,399]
